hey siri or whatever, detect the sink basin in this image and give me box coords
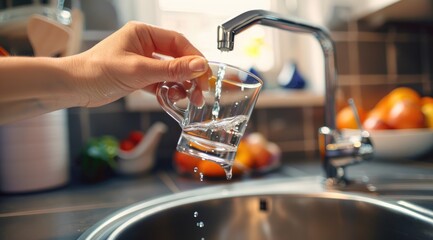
[79,177,433,240]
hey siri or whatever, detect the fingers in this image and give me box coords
[128,23,211,107]
[195,67,212,92]
[133,55,209,85]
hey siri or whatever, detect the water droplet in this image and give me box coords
[194,211,198,218]
[196,221,205,228]
[199,172,204,182]
[224,166,233,180]
[193,167,198,173]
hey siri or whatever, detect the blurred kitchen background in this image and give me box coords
[1,0,432,186]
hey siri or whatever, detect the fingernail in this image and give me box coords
[189,57,207,72]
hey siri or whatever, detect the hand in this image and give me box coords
[69,21,210,107]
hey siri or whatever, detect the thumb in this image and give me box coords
[144,56,208,84]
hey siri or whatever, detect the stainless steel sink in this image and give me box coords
[78,177,433,240]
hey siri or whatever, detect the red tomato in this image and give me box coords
[120,140,135,151]
[128,131,144,145]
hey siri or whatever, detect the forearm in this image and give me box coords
[0,56,84,124]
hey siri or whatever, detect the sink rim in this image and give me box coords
[79,176,433,240]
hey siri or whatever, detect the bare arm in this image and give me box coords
[0,22,209,124]
[0,56,82,123]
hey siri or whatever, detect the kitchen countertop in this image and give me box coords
[1,159,432,240]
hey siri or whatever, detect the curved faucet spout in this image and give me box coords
[217,10,374,183]
[217,9,337,130]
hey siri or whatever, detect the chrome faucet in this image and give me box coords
[217,10,374,186]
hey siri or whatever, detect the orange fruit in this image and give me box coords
[173,151,200,174]
[422,103,433,128]
[235,140,254,168]
[377,87,421,110]
[197,160,226,178]
[336,105,367,129]
[244,133,273,169]
[363,107,392,130]
[421,96,433,106]
[386,100,426,129]
[363,114,392,130]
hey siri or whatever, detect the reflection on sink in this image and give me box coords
[113,194,432,240]
[359,176,433,198]
[79,177,433,240]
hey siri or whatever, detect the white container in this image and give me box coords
[116,122,167,176]
[0,110,69,193]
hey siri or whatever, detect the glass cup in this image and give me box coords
[156,61,263,170]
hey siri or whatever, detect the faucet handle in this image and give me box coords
[319,99,374,185]
[319,126,374,185]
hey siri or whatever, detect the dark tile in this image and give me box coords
[246,110,260,133]
[88,99,127,114]
[428,37,433,79]
[396,41,422,74]
[359,83,425,110]
[311,106,325,139]
[149,112,181,170]
[89,111,141,139]
[359,84,395,110]
[262,108,305,143]
[67,107,82,115]
[357,18,393,33]
[337,85,364,110]
[358,42,387,74]
[335,42,351,75]
[388,23,425,35]
[66,111,83,179]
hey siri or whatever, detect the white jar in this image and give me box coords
[0,110,69,193]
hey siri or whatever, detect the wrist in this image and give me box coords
[59,55,91,107]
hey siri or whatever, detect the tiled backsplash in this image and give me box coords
[67,19,433,174]
[334,21,433,110]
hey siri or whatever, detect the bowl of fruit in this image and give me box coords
[173,132,282,180]
[337,87,433,160]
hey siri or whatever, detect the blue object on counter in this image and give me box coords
[277,62,306,89]
[246,67,265,86]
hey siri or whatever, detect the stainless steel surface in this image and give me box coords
[216,10,374,183]
[78,177,433,240]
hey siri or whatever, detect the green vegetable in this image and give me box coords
[79,136,119,183]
